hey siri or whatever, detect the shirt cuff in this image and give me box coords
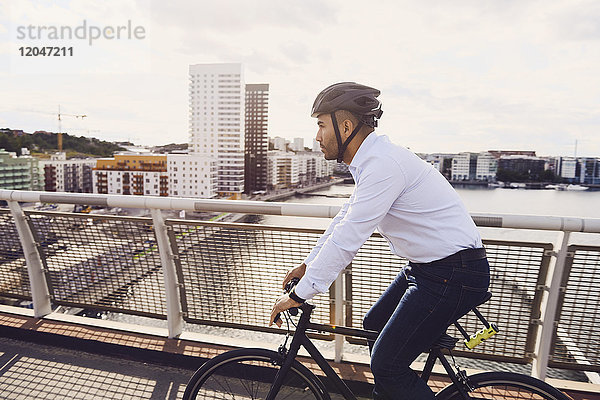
[294,276,319,300]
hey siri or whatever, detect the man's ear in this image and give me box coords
[343,119,353,135]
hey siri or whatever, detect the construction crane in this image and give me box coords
[57,105,87,152]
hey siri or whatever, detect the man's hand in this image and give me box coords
[270,294,302,327]
[282,263,306,290]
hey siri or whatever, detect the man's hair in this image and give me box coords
[334,110,374,135]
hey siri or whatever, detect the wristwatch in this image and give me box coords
[289,288,306,304]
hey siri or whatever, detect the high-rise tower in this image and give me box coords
[189,63,245,197]
[244,83,269,194]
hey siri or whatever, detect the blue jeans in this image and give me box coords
[363,253,490,399]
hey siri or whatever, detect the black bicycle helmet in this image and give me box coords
[311,82,383,128]
[311,82,383,163]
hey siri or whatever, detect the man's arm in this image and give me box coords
[295,156,406,300]
[303,192,355,266]
[281,193,355,291]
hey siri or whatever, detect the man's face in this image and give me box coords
[315,114,340,161]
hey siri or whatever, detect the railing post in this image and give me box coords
[151,209,184,338]
[7,200,52,318]
[334,272,344,363]
[531,231,570,380]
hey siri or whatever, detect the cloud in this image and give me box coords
[1,0,599,157]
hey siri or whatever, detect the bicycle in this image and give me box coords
[183,284,569,400]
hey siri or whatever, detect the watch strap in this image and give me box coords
[289,288,306,303]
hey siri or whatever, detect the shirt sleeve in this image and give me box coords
[302,192,355,266]
[295,156,406,300]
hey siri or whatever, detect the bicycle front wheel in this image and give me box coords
[183,347,329,400]
[435,371,569,400]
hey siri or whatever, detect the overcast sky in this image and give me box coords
[1,0,599,157]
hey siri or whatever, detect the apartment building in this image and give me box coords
[475,152,498,182]
[244,83,269,194]
[189,63,245,197]
[167,153,217,198]
[451,152,478,181]
[0,148,42,190]
[38,152,96,193]
[93,154,168,196]
[266,151,299,189]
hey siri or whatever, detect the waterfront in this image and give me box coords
[258,184,600,246]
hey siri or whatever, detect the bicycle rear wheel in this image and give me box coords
[183,347,329,400]
[435,371,569,400]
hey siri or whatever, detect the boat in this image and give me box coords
[566,184,589,191]
[544,184,561,190]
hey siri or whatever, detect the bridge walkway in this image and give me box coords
[1,309,599,400]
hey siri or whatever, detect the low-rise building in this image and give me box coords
[295,151,334,186]
[267,151,299,189]
[290,138,305,152]
[38,152,96,193]
[168,153,217,198]
[578,157,600,185]
[451,152,478,181]
[497,155,546,181]
[93,154,168,196]
[0,148,42,190]
[476,152,497,182]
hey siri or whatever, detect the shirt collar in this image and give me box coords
[348,132,378,170]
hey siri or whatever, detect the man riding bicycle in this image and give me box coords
[270,82,490,400]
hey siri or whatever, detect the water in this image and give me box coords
[260,184,600,245]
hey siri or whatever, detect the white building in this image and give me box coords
[290,138,305,152]
[167,154,217,198]
[476,152,497,182]
[315,155,335,179]
[423,154,445,172]
[312,139,320,153]
[267,151,299,189]
[267,151,334,189]
[560,157,577,179]
[38,152,96,193]
[189,63,245,197]
[272,136,287,151]
[451,152,477,181]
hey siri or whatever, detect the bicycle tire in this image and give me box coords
[183,347,330,400]
[435,371,570,400]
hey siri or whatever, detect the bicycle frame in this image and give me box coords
[266,303,474,400]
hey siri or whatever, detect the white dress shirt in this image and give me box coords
[294,133,482,300]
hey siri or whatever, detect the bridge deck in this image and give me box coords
[0,309,598,400]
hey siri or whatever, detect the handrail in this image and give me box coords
[1,190,600,233]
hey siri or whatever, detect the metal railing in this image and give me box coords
[1,190,600,383]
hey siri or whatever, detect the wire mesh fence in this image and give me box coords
[168,220,332,332]
[27,211,167,318]
[447,241,552,362]
[346,239,552,363]
[550,245,600,372]
[1,207,600,373]
[0,209,31,300]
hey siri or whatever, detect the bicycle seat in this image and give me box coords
[478,292,492,306]
[431,333,458,350]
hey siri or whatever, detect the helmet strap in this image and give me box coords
[331,112,364,163]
